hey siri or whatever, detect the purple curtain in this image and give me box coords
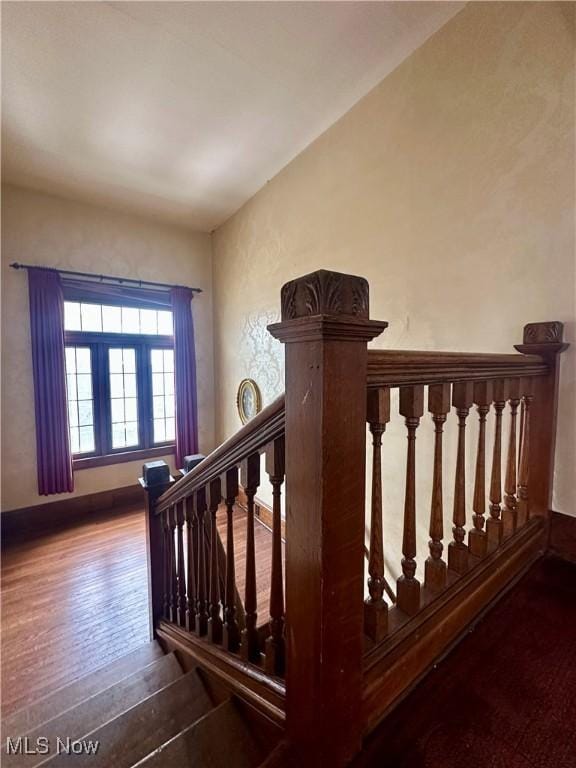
[171,287,199,466]
[28,268,74,495]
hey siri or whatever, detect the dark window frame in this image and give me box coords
[64,330,176,470]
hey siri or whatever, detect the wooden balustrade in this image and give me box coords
[425,383,450,593]
[503,378,521,538]
[140,268,567,768]
[265,437,286,676]
[469,381,491,558]
[397,386,424,616]
[365,387,391,640]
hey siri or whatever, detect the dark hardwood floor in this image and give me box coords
[1,506,149,717]
[1,503,277,718]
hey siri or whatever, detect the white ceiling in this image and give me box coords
[2,2,463,231]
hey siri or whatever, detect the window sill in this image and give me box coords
[73,445,175,470]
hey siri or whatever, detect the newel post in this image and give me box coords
[269,270,387,767]
[514,322,569,523]
[139,461,175,638]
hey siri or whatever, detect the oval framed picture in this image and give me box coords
[236,378,262,425]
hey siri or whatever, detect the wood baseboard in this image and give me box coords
[1,484,142,542]
[548,509,576,563]
[362,518,545,735]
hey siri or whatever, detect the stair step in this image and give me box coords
[132,700,265,768]
[39,670,213,768]
[2,641,164,739]
[2,653,183,768]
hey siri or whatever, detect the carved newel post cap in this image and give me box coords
[268,269,388,343]
[141,460,172,488]
[514,321,569,357]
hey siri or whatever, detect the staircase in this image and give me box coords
[1,642,273,767]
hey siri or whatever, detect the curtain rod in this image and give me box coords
[9,262,203,294]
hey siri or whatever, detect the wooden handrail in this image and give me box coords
[367,349,549,388]
[156,394,285,513]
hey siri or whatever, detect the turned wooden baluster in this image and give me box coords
[397,386,424,616]
[222,467,240,651]
[517,378,533,527]
[195,487,209,636]
[176,500,187,627]
[502,378,521,539]
[469,381,492,558]
[162,509,171,620]
[448,382,473,575]
[425,383,450,594]
[207,477,223,643]
[365,387,390,639]
[168,505,178,622]
[487,379,507,551]
[265,437,286,675]
[185,495,196,632]
[241,453,261,662]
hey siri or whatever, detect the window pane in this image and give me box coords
[76,374,92,400]
[112,422,126,448]
[164,396,175,418]
[65,346,95,455]
[64,302,81,331]
[68,400,78,428]
[150,347,176,445]
[111,398,124,423]
[122,348,136,373]
[108,348,139,451]
[70,426,80,453]
[65,347,76,373]
[164,372,174,396]
[109,348,123,373]
[124,373,137,398]
[79,426,95,453]
[124,397,137,422]
[153,395,164,419]
[154,419,166,443]
[152,372,164,395]
[151,349,163,372]
[121,307,140,334]
[140,309,157,335]
[102,305,122,333]
[80,303,102,332]
[76,347,91,373]
[110,373,124,398]
[78,400,93,427]
[163,349,174,372]
[157,311,173,335]
[67,373,77,401]
[125,422,139,446]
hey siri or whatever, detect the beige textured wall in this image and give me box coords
[213,0,575,550]
[1,184,215,511]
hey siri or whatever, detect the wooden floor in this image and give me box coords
[1,504,277,718]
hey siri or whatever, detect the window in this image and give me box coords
[63,300,175,466]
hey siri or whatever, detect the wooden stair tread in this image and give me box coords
[40,670,213,768]
[1,641,164,739]
[132,700,265,768]
[2,653,183,768]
